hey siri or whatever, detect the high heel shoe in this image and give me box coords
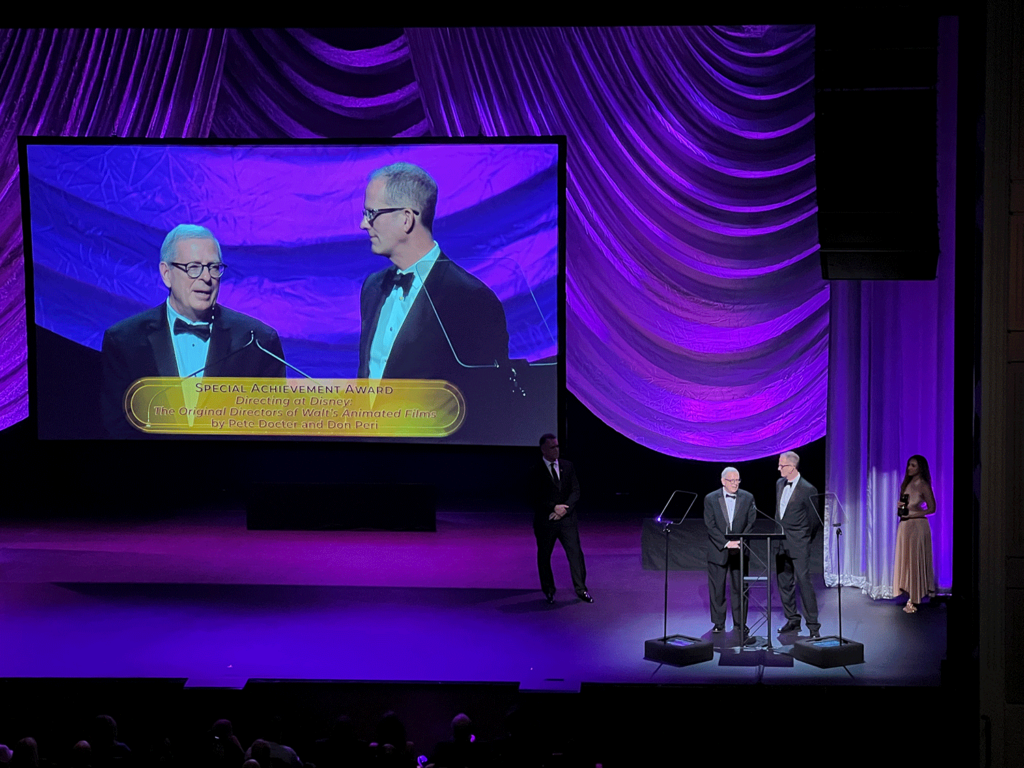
[903,603,917,614]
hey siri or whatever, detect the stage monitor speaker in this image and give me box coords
[790,635,865,668]
[814,21,938,282]
[644,635,714,667]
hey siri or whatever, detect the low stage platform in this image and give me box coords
[1,504,946,690]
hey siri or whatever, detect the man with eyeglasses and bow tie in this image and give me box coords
[774,450,822,638]
[356,162,509,384]
[101,224,286,436]
[704,467,756,636]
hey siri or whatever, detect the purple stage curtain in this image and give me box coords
[824,19,957,595]
[210,29,429,138]
[407,26,826,461]
[0,28,228,431]
[0,28,425,432]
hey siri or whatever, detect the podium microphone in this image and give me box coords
[141,334,259,427]
[252,331,314,379]
[143,331,308,427]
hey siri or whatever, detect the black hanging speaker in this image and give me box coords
[815,18,939,280]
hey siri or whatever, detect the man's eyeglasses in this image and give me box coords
[778,464,794,469]
[362,207,420,226]
[724,478,741,484]
[170,262,226,279]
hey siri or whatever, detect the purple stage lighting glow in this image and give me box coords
[408,26,825,461]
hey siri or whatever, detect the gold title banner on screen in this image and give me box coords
[122,378,465,436]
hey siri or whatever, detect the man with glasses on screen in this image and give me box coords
[357,162,509,385]
[101,224,286,436]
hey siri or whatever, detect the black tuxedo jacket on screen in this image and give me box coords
[101,303,286,436]
[357,253,509,382]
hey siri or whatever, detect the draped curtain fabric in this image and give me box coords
[0,28,426,432]
[4,26,826,459]
[210,29,428,138]
[407,26,826,461]
[824,18,957,595]
[0,28,228,431]
[0,22,958,597]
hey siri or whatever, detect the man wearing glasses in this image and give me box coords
[356,162,509,383]
[101,224,285,435]
[703,467,756,637]
[774,451,822,638]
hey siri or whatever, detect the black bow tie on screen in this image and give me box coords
[173,318,212,341]
[726,494,736,499]
[785,481,794,488]
[385,269,414,298]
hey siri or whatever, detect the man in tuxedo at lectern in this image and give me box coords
[774,450,822,638]
[101,224,286,436]
[356,162,509,384]
[530,434,593,604]
[703,466,756,634]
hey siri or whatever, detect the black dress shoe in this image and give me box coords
[778,619,801,633]
[544,591,555,604]
[809,629,821,639]
[712,625,725,633]
[576,590,594,603]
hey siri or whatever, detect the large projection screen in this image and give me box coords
[21,138,563,446]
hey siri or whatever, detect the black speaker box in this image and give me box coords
[643,635,714,667]
[790,636,865,668]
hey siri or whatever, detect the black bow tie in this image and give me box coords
[385,269,414,298]
[726,494,736,499]
[785,481,793,488]
[174,318,211,341]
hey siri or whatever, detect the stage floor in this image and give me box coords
[0,507,946,691]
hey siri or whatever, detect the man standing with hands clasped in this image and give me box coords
[531,434,592,605]
[703,467,756,637]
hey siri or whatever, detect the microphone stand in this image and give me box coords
[253,333,314,379]
[786,492,864,667]
[836,523,843,646]
[655,491,697,640]
[814,492,842,643]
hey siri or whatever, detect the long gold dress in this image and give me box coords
[893,477,936,604]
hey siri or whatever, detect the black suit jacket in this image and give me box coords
[703,488,756,565]
[530,459,581,527]
[774,475,820,559]
[101,303,286,435]
[357,252,509,381]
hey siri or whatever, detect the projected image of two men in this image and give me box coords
[24,141,561,445]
